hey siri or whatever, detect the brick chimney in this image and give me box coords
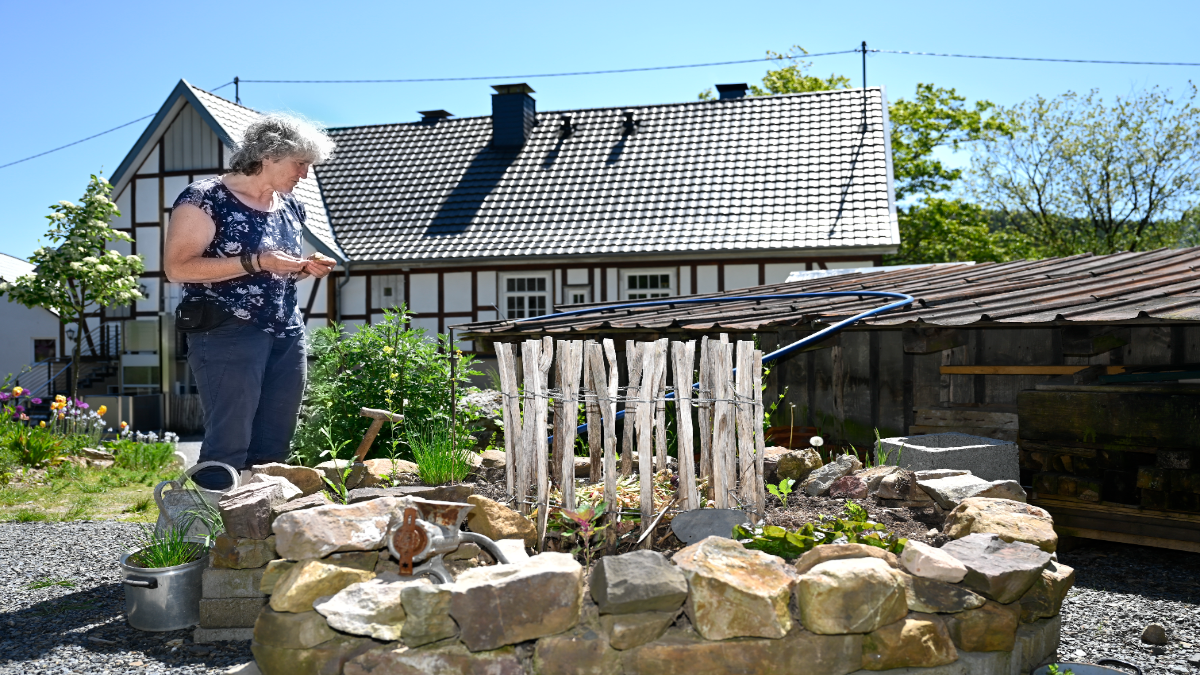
[491,83,537,148]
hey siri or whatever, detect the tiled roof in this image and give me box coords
[0,252,34,282]
[458,248,1200,335]
[185,83,345,260]
[315,88,898,263]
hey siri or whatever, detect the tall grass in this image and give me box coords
[127,523,205,569]
[111,439,176,472]
[408,425,473,485]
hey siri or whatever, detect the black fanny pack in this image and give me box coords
[175,297,235,333]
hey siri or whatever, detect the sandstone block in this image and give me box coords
[248,474,303,502]
[323,550,379,572]
[940,533,1052,604]
[590,550,688,615]
[975,480,1027,503]
[899,573,985,614]
[220,482,285,540]
[777,448,823,482]
[344,643,523,675]
[857,465,903,493]
[269,560,376,613]
[795,543,899,575]
[943,600,1021,652]
[361,458,419,487]
[534,628,621,675]
[600,611,677,650]
[480,449,506,468]
[254,607,338,649]
[271,492,334,527]
[449,551,583,651]
[203,566,266,599]
[400,580,458,647]
[621,626,862,675]
[464,494,536,548]
[899,540,967,583]
[199,597,267,628]
[314,578,408,641]
[802,453,862,497]
[210,534,278,570]
[944,498,1058,553]
[830,475,868,499]
[861,613,958,670]
[252,635,376,675]
[673,536,796,640]
[1017,561,1075,623]
[273,496,409,560]
[315,459,367,491]
[260,560,296,594]
[761,446,791,484]
[795,557,908,635]
[916,473,994,510]
[251,463,325,496]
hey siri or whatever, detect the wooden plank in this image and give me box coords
[557,340,583,510]
[735,341,757,510]
[752,349,766,520]
[1030,495,1200,523]
[653,338,670,473]
[913,408,1019,430]
[1018,440,1098,459]
[494,343,521,502]
[1061,326,1131,357]
[518,340,542,514]
[672,340,699,511]
[903,326,967,355]
[537,337,553,513]
[602,339,620,510]
[711,340,736,509]
[621,340,643,478]
[636,342,658,530]
[583,340,603,484]
[1053,526,1200,553]
[697,336,713,493]
[941,365,1125,375]
[1019,389,1200,448]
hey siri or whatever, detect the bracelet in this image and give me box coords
[256,252,263,273]
[240,252,256,275]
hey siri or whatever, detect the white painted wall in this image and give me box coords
[137,146,159,175]
[371,274,403,311]
[340,276,366,316]
[566,268,588,285]
[825,260,875,269]
[765,263,799,284]
[605,268,617,302]
[162,175,190,209]
[136,277,160,314]
[444,272,472,313]
[135,227,161,271]
[112,189,131,230]
[696,265,718,294]
[724,264,758,290]
[477,271,497,312]
[0,303,60,382]
[134,178,159,223]
[411,316,440,337]
[409,274,438,313]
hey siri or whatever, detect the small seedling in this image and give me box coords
[1046,665,1074,675]
[26,577,77,590]
[318,424,354,503]
[767,478,796,506]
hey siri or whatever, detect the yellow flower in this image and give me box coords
[11,386,22,396]
[390,372,398,380]
[97,405,107,416]
[58,413,65,420]
[38,421,45,428]
[382,346,394,354]
[120,421,128,428]
[55,394,66,403]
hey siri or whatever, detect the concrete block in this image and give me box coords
[199,597,268,629]
[194,626,254,644]
[879,433,1018,482]
[203,567,267,599]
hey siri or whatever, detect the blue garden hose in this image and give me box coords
[501,291,916,436]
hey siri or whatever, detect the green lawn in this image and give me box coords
[0,464,178,523]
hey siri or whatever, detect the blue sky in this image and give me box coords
[2,0,1197,259]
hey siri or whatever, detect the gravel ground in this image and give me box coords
[0,522,251,674]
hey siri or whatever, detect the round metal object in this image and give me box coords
[391,507,429,575]
[118,543,209,632]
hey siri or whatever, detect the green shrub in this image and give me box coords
[733,501,907,559]
[408,424,473,485]
[5,425,67,468]
[292,307,480,466]
[109,439,176,472]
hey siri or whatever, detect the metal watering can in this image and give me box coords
[152,461,240,538]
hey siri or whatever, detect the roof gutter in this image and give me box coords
[335,262,353,324]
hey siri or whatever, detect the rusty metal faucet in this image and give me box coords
[389,498,512,583]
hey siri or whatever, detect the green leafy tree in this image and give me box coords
[886,197,1033,265]
[968,85,1200,256]
[0,175,143,399]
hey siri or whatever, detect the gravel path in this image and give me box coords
[0,522,251,674]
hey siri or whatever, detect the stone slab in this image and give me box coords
[621,626,862,675]
[669,509,751,545]
[878,433,1018,482]
[589,550,688,615]
[203,567,267,599]
[199,598,267,629]
[193,627,254,644]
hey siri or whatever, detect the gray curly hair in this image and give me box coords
[227,113,335,176]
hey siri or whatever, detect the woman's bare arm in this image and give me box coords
[164,204,309,283]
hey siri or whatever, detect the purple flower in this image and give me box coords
[14,405,24,412]
[30,398,41,404]
[0,393,9,401]
[78,402,89,410]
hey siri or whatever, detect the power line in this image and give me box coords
[871,48,1200,67]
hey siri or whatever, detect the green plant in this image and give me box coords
[409,424,473,485]
[766,478,795,507]
[179,477,225,547]
[59,496,96,521]
[14,508,47,522]
[127,522,206,569]
[551,502,611,567]
[109,438,177,472]
[26,577,77,590]
[319,424,354,504]
[866,428,902,469]
[733,501,907,560]
[0,486,31,507]
[8,425,66,468]
[1046,665,1075,675]
[124,496,152,514]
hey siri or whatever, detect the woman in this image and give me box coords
[164,114,336,489]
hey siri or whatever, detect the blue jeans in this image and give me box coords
[187,321,307,489]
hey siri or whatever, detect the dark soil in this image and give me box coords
[762,493,950,547]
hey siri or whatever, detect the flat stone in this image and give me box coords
[254,608,338,649]
[940,533,1052,604]
[260,560,296,594]
[480,449,506,468]
[344,643,523,675]
[621,626,862,675]
[1015,615,1062,674]
[877,471,934,503]
[943,498,1058,553]
[315,459,367,491]
[210,534,278,570]
[534,628,621,675]
[193,627,254,644]
[916,474,995,510]
[777,447,823,482]
[882,433,1018,482]
[1142,622,1169,645]
[270,492,333,527]
[247,474,303,502]
[445,542,481,561]
[251,463,325,496]
[1018,561,1075,623]
[899,540,967,583]
[449,552,583,651]
[802,453,862,497]
[252,635,377,675]
[590,550,688,615]
[390,484,475,503]
[199,598,267,629]
[669,509,751,545]
[464,495,536,548]
[761,446,792,484]
[314,578,408,641]
[861,613,958,670]
[203,567,266,599]
[830,475,868,499]
[362,458,418,486]
[220,482,285,540]
[673,537,797,640]
[899,573,986,614]
[943,600,1021,652]
[400,580,458,647]
[600,611,676,650]
[795,557,908,635]
[974,480,1027,503]
[914,469,970,480]
[493,538,529,562]
[269,560,376,613]
[858,465,904,493]
[273,496,411,560]
[794,543,899,575]
[323,550,379,572]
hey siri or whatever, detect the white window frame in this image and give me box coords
[620,269,675,301]
[499,272,552,319]
[564,285,591,305]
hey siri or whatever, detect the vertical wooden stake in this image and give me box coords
[651,338,669,473]
[710,341,735,509]
[621,340,643,477]
[672,340,699,511]
[495,343,521,502]
[752,348,767,520]
[635,342,657,532]
[735,341,757,512]
[602,340,620,511]
[518,340,542,514]
[557,340,583,510]
[583,341,603,484]
[697,336,713,496]
[535,337,553,550]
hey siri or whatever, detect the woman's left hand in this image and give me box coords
[304,253,336,279]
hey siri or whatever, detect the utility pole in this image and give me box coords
[861,42,868,131]
[234,76,240,105]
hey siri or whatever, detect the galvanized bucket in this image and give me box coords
[118,541,209,631]
[1032,660,1142,675]
[153,461,239,538]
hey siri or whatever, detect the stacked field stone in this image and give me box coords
[242,486,1071,675]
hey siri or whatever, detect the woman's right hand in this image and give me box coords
[258,251,308,275]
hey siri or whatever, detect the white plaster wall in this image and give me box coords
[825,260,875,269]
[411,316,440,338]
[696,265,718,294]
[605,268,618,302]
[135,227,161,271]
[0,304,60,381]
[136,277,160,314]
[765,263,799,284]
[409,274,438,313]
[134,178,159,223]
[724,264,758,290]
[137,146,159,175]
[340,276,366,317]
[162,175,190,209]
[112,189,131,230]
[566,268,588,285]
[444,272,472,313]
[477,271,497,312]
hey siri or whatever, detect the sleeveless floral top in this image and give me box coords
[174,177,305,337]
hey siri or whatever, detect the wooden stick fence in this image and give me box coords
[497,336,767,530]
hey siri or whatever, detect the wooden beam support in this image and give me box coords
[941,365,1126,376]
[903,326,967,355]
